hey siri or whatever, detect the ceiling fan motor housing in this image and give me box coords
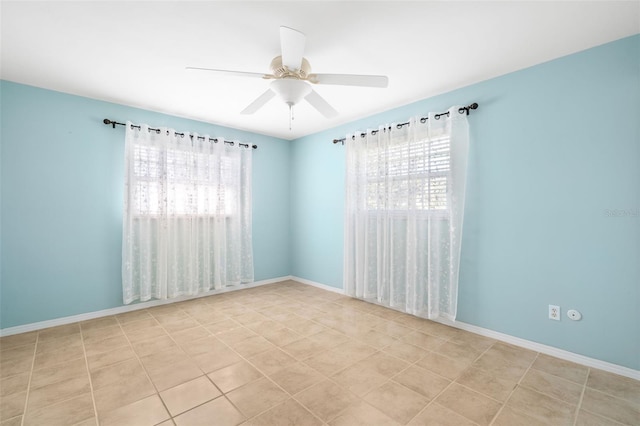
[270,56,311,79]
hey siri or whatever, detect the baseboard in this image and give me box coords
[288,278,640,381]
[432,317,640,381]
[3,276,638,381]
[290,276,345,295]
[0,276,290,337]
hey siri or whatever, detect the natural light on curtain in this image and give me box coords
[122,122,254,304]
[343,107,470,320]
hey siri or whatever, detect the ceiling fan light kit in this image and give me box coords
[187,26,389,129]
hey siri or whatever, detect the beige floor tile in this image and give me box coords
[415,352,469,380]
[246,399,322,426]
[296,379,358,422]
[363,381,429,424]
[125,325,168,343]
[471,352,529,382]
[281,338,329,360]
[0,372,29,397]
[100,394,169,426]
[520,368,583,404]
[434,341,482,365]
[36,334,82,354]
[160,376,221,416]
[80,316,118,332]
[359,352,409,377]
[232,312,269,325]
[115,309,153,324]
[243,320,285,335]
[26,376,91,413]
[146,359,204,391]
[303,349,355,376]
[0,355,33,378]
[226,377,288,418]
[329,400,400,426]
[481,343,537,369]
[131,335,178,357]
[227,335,276,358]
[208,361,263,393]
[308,330,350,348]
[401,331,447,351]
[407,402,477,426]
[170,326,211,344]
[373,320,414,339]
[505,386,576,426]
[260,327,304,347]
[354,329,398,349]
[455,366,517,402]
[0,391,26,420]
[174,396,244,426]
[139,347,186,372]
[0,332,37,351]
[216,327,258,345]
[192,348,243,373]
[269,362,324,395]
[84,335,131,357]
[407,402,476,426]
[23,393,94,426]
[30,358,88,390]
[157,316,201,334]
[492,405,549,426]
[205,319,244,335]
[587,369,640,404]
[155,419,175,426]
[91,358,144,390]
[393,365,450,400]
[248,348,297,376]
[0,415,23,426]
[180,336,228,357]
[448,331,496,352]
[284,319,328,336]
[81,325,124,344]
[86,345,137,372]
[331,363,388,397]
[38,324,80,341]
[532,353,589,384]
[382,341,429,363]
[92,372,156,415]
[580,388,640,425]
[575,409,625,426]
[435,383,502,426]
[33,344,84,370]
[120,317,159,333]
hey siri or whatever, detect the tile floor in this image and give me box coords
[1,280,638,425]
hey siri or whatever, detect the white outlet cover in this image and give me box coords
[549,305,560,321]
[567,309,582,321]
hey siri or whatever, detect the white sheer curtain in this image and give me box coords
[122,122,253,304]
[344,107,469,320]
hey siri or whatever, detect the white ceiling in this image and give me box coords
[1,1,638,140]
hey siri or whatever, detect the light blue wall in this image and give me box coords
[290,35,640,370]
[0,81,291,328]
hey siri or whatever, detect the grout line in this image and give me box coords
[19,331,39,426]
[572,367,589,426]
[488,351,538,425]
[79,323,102,426]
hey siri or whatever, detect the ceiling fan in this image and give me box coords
[187,26,389,128]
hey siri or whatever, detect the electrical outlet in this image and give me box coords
[549,305,560,321]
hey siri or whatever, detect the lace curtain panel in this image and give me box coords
[343,107,470,320]
[122,122,254,304]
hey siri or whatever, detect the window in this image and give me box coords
[132,145,238,216]
[365,134,450,212]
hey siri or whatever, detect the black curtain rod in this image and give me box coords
[103,119,258,149]
[332,103,478,145]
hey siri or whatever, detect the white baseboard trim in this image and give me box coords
[432,317,640,381]
[290,276,345,295]
[0,276,290,337]
[288,279,640,381]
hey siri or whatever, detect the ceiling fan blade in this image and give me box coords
[241,89,276,114]
[186,67,273,79]
[280,26,305,71]
[304,89,338,118]
[308,73,389,88]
